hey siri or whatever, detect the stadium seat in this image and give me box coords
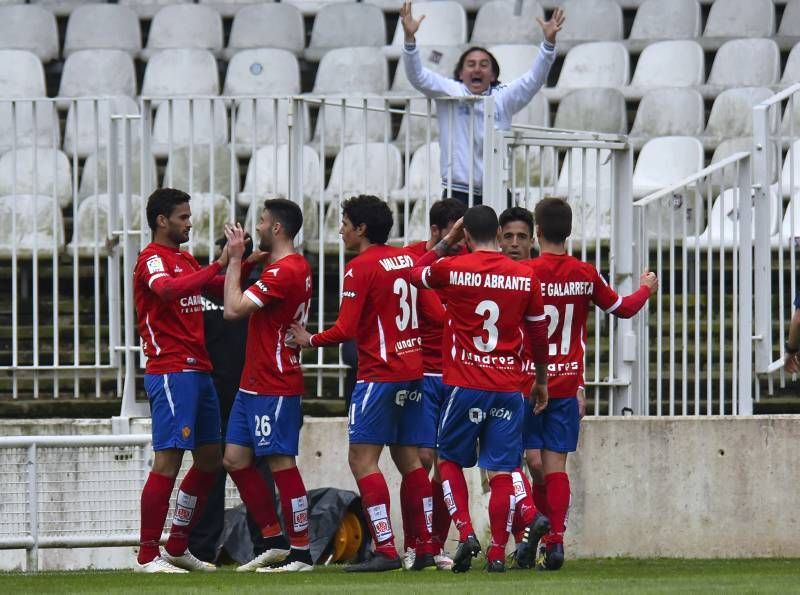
[366,0,482,9]
[0,5,59,63]
[625,40,704,100]
[708,136,779,189]
[555,0,623,52]
[385,1,467,59]
[0,148,72,209]
[511,145,557,198]
[63,96,140,159]
[142,49,220,98]
[198,0,266,19]
[629,88,705,150]
[703,87,776,150]
[324,143,403,203]
[390,45,465,97]
[553,88,627,135]
[554,148,613,240]
[780,43,800,89]
[304,3,385,62]
[488,45,549,128]
[470,0,545,46]
[547,42,629,100]
[632,137,704,199]
[165,145,238,201]
[313,98,393,157]
[702,39,780,97]
[403,198,429,243]
[150,99,228,158]
[237,144,322,207]
[390,142,440,203]
[690,186,780,248]
[118,0,191,19]
[184,192,232,257]
[776,0,800,50]
[79,149,157,202]
[702,0,775,50]
[57,50,137,107]
[224,49,306,155]
[627,0,701,53]
[0,194,64,258]
[68,193,142,257]
[225,3,305,59]
[141,5,223,61]
[776,194,800,248]
[30,0,94,17]
[63,4,141,58]
[283,0,355,17]
[779,140,800,199]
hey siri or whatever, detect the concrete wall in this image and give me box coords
[1,415,799,569]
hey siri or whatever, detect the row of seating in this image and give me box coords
[6,0,800,64]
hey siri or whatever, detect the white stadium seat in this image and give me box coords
[781,43,800,88]
[63,96,140,159]
[385,1,467,59]
[690,186,780,249]
[394,97,438,153]
[550,42,629,100]
[777,0,800,49]
[703,87,776,149]
[118,0,191,19]
[632,137,704,199]
[780,140,800,198]
[30,0,94,17]
[390,45,464,97]
[471,0,545,46]
[0,148,72,209]
[184,192,232,257]
[487,44,549,127]
[304,3,385,62]
[708,136,778,189]
[141,5,223,61]
[142,49,220,98]
[63,4,141,58]
[627,0,701,52]
[703,0,775,49]
[238,144,321,206]
[57,50,137,104]
[313,97,393,157]
[283,0,354,17]
[629,88,705,149]
[225,3,305,59]
[324,143,403,203]
[79,149,157,202]
[626,41,704,99]
[151,99,228,158]
[165,145,239,201]
[198,0,267,19]
[556,0,623,50]
[554,148,614,240]
[704,39,780,92]
[403,198,429,244]
[554,88,627,135]
[68,193,142,257]
[0,194,64,257]
[391,142,441,203]
[0,5,59,63]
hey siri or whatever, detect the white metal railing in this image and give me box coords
[0,434,242,572]
[632,152,754,415]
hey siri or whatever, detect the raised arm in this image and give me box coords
[594,270,658,319]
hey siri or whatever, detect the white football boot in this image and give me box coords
[134,557,189,574]
[161,549,217,572]
[236,547,291,572]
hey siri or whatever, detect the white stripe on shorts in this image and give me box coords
[361,382,375,415]
[162,374,176,416]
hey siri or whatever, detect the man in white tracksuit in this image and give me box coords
[400,1,565,205]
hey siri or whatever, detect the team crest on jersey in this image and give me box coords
[344,269,354,279]
[182,426,191,439]
[268,268,280,276]
[146,256,164,274]
[174,266,183,273]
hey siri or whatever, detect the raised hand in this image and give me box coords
[536,7,565,44]
[640,270,659,296]
[400,1,426,43]
[223,223,247,262]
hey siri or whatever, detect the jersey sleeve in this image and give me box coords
[524,270,549,365]
[417,285,445,326]
[412,257,451,290]
[402,44,465,98]
[243,262,288,309]
[592,267,650,319]
[310,264,367,347]
[138,252,222,302]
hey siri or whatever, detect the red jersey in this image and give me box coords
[134,243,220,374]
[310,244,423,383]
[240,253,313,396]
[525,253,650,398]
[414,251,548,392]
[405,241,445,373]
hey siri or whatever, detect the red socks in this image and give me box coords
[273,467,310,549]
[438,460,474,541]
[402,467,435,556]
[545,472,571,544]
[138,472,176,564]
[430,479,451,547]
[399,475,412,551]
[229,465,282,538]
[164,466,217,556]
[533,482,550,518]
[487,474,515,563]
[510,468,536,543]
[357,472,398,559]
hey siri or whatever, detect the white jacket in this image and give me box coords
[402,42,556,194]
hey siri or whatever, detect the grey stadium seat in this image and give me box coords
[118,0,192,19]
[63,4,141,58]
[0,148,73,209]
[555,0,623,53]
[30,0,95,17]
[471,0,545,46]
[57,50,137,107]
[385,1,467,59]
[198,0,268,19]
[629,88,705,150]
[225,3,305,59]
[0,5,59,63]
[780,43,800,89]
[701,39,780,98]
[79,149,157,202]
[63,96,140,159]
[304,3,385,62]
[703,87,777,150]
[0,194,64,258]
[546,42,629,101]
[776,0,800,50]
[632,136,704,199]
[553,88,627,135]
[238,144,322,206]
[702,0,775,50]
[283,0,355,17]
[625,40,704,100]
[150,99,228,158]
[141,5,223,61]
[142,49,220,98]
[627,0,701,53]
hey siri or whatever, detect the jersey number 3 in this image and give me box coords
[473,300,499,353]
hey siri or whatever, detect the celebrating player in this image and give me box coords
[500,199,658,570]
[219,199,314,573]
[402,198,466,570]
[133,188,229,573]
[290,195,438,572]
[400,0,564,204]
[410,205,551,573]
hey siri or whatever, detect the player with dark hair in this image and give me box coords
[401,198,466,570]
[133,188,230,573]
[219,199,314,573]
[410,205,551,573]
[290,195,439,572]
[400,1,564,205]
[503,198,658,570]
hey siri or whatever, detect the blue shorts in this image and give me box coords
[145,372,221,451]
[522,396,580,453]
[226,391,303,456]
[419,374,449,448]
[437,388,523,472]
[348,379,424,446]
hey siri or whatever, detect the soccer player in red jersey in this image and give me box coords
[219,199,314,573]
[410,205,551,573]
[133,188,230,573]
[500,199,658,570]
[291,195,438,572]
[402,198,465,570]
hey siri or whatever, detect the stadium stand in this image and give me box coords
[118,0,191,19]
[632,136,705,199]
[385,1,467,58]
[780,43,800,89]
[546,41,629,100]
[554,88,627,134]
[0,4,59,63]
[63,96,141,158]
[224,3,305,58]
[68,192,142,257]
[198,0,264,18]
[555,0,623,52]
[150,99,228,157]
[0,194,64,257]
[142,48,219,97]
[626,0,701,52]
[57,49,138,104]
[79,148,156,202]
[470,0,545,46]
[389,44,464,96]
[140,4,224,60]
[0,147,72,208]
[63,4,142,58]
[702,38,781,96]
[390,141,441,203]
[284,0,354,17]
[703,86,777,150]
[237,144,322,207]
[702,0,776,49]
[30,0,93,17]
[323,142,403,203]
[304,2,386,62]
[629,88,705,150]
[625,40,705,100]
[488,44,550,127]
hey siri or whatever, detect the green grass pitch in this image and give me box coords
[2,559,800,594]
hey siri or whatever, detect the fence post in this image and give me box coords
[26,443,38,572]
[738,157,755,415]
[288,97,305,246]
[481,97,505,213]
[612,145,637,414]
[752,105,773,376]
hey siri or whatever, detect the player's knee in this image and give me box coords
[418,448,435,472]
[222,454,245,473]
